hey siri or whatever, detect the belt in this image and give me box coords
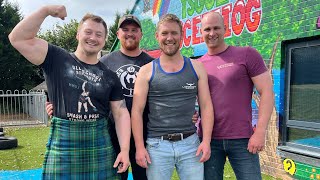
[160,132,194,141]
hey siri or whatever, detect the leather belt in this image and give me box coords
[160,132,194,141]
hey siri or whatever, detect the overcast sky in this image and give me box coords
[7,0,135,32]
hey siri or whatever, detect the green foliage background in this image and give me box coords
[116,0,320,67]
[1,2,129,91]
[221,0,320,70]
[0,0,43,90]
[38,19,79,52]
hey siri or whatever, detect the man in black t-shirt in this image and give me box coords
[44,13,152,180]
[100,14,153,180]
[9,5,131,179]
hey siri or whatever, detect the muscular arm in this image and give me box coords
[248,71,274,153]
[111,99,131,152]
[110,99,131,172]
[192,60,214,162]
[8,5,67,65]
[131,63,152,168]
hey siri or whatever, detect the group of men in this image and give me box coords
[9,4,273,180]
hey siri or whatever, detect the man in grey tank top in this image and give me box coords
[131,14,214,180]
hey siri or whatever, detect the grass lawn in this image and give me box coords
[0,126,48,170]
[0,127,279,179]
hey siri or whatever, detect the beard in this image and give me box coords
[121,39,140,51]
[160,43,180,56]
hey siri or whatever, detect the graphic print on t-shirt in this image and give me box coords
[115,64,140,97]
[77,81,97,113]
[66,65,103,121]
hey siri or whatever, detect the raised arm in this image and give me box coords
[131,63,152,168]
[110,99,131,173]
[192,60,214,162]
[8,5,67,65]
[248,71,274,154]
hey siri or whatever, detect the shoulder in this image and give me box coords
[233,46,260,56]
[42,44,70,67]
[243,46,263,60]
[137,61,153,80]
[231,46,263,60]
[47,44,69,55]
[140,51,154,62]
[245,46,260,54]
[100,51,119,62]
[97,61,113,72]
[189,58,207,78]
[140,61,153,73]
[99,62,119,79]
[197,53,210,62]
[190,58,204,69]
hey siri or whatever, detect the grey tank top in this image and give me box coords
[147,57,198,137]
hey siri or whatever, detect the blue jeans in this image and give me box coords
[146,133,203,180]
[204,138,262,180]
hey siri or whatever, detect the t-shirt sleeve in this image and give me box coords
[99,54,109,67]
[109,71,124,101]
[245,47,268,77]
[40,44,65,73]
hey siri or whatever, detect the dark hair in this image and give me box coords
[78,13,108,38]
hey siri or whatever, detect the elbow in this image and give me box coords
[8,33,15,46]
[271,91,275,106]
[268,87,275,104]
[8,32,19,49]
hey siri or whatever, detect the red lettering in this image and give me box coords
[180,0,262,48]
[221,3,232,37]
[246,0,262,32]
[232,0,246,36]
[183,19,192,47]
[192,15,202,45]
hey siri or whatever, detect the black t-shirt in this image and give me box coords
[41,44,124,121]
[100,50,153,112]
[100,50,154,151]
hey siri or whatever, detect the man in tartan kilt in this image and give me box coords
[9,5,131,179]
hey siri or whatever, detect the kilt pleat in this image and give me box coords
[42,117,120,180]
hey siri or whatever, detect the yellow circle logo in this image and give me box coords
[283,158,296,175]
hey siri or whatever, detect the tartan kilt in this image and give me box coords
[42,117,120,180]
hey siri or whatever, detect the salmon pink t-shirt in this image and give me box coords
[198,46,267,139]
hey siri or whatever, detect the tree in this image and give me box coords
[0,0,43,90]
[107,9,130,52]
[105,12,121,51]
[38,19,79,52]
[38,9,130,53]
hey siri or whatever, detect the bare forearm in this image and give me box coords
[200,107,214,143]
[256,91,274,134]
[115,112,131,152]
[131,111,145,150]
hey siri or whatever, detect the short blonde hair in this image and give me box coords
[156,14,182,33]
[78,13,108,38]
